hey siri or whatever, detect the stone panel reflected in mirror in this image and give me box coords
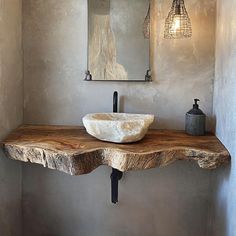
[88,0,150,81]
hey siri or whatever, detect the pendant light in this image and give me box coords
[164,0,192,39]
[143,4,150,39]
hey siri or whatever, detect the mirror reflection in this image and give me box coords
[87,0,151,81]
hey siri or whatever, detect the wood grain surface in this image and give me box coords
[1,125,230,175]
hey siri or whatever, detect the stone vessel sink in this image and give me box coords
[82,113,155,143]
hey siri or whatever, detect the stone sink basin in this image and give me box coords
[82,113,154,143]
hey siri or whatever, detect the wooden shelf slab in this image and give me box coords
[1,125,230,175]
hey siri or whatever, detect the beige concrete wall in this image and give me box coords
[0,0,23,235]
[22,0,216,235]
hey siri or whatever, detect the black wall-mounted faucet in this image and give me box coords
[110,91,123,204]
[113,91,118,113]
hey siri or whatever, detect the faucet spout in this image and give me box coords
[113,91,118,113]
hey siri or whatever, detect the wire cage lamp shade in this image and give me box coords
[143,4,150,39]
[164,0,192,39]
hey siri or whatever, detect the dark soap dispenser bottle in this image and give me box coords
[185,99,206,136]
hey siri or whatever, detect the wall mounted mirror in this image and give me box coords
[86,0,151,82]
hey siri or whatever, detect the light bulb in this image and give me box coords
[171,15,181,33]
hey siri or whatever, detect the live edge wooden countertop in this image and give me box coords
[1,125,230,175]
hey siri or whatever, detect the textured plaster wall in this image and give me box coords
[22,0,216,235]
[210,0,236,235]
[23,0,215,130]
[0,0,23,235]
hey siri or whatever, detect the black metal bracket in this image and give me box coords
[84,70,92,81]
[145,69,152,81]
[110,168,123,204]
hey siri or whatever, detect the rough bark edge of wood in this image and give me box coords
[3,144,230,176]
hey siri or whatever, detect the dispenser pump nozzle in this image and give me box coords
[193,99,200,109]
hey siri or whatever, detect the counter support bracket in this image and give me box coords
[110,168,123,204]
